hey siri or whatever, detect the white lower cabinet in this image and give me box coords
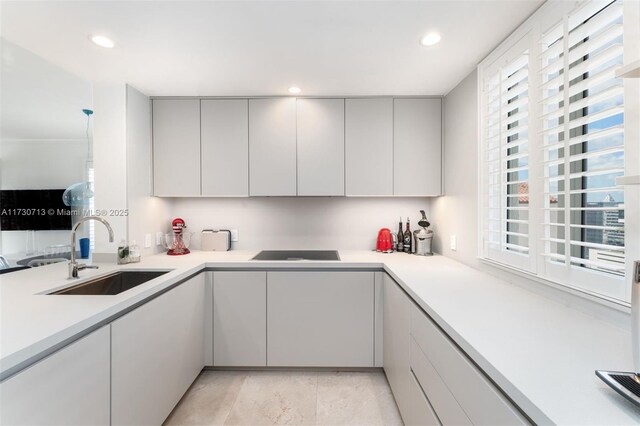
[384,274,527,425]
[213,271,267,366]
[383,273,412,421]
[3,269,530,426]
[410,337,471,425]
[410,303,527,425]
[406,372,440,426]
[0,326,110,426]
[267,271,375,367]
[111,274,206,426]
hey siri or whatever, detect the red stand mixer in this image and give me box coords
[164,218,192,255]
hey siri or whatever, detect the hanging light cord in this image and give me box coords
[82,109,93,161]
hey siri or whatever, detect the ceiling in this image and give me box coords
[1,1,543,97]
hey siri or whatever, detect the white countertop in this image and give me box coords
[1,250,638,424]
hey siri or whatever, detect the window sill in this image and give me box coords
[477,257,631,313]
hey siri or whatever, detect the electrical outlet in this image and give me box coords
[230,229,239,242]
[156,232,163,246]
[144,234,152,248]
[450,235,457,251]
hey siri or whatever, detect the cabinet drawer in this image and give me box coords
[410,304,527,425]
[406,370,441,426]
[411,338,471,426]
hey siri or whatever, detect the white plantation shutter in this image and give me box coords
[482,40,534,271]
[479,0,635,301]
[539,0,625,298]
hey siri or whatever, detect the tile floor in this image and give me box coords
[164,370,403,426]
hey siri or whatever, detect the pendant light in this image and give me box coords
[62,109,94,206]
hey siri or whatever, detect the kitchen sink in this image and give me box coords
[251,250,340,261]
[48,270,170,295]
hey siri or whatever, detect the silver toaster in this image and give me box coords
[201,229,231,251]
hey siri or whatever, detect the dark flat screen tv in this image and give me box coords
[0,189,71,231]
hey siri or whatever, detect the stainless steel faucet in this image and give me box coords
[69,216,114,279]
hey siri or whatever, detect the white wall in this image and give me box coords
[92,82,128,252]
[169,197,431,251]
[431,69,480,268]
[126,85,171,256]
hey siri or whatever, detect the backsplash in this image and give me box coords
[169,197,433,251]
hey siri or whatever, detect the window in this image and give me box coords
[479,0,634,302]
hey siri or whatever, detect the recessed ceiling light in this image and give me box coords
[288,86,302,94]
[90,35,115,48]
[420,32,441,47]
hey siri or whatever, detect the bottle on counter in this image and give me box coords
[117,239,130,265]
[129,240,141,263]
[396,218,404,252]
[403,217,412,253]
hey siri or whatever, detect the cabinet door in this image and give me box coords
[411,337,471,425]
[296,98,345,196]
[345,98,393,196]
[267,271,374,367]
[153,99,201,196]
[213,271,267,366]
[0,326,110,426]
[393,98,442,196]
[111,274,206,426]
[406,373,441,426]
[383,273,412,422]
[201,99,249,196]
[249,98,297,196]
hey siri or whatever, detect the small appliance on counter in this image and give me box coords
[376,228,393,253]
[596,260,640,408]
[163,217,192,255]
[413,210,433,256]
[201,229,231,251]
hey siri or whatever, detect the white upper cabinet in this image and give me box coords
[345,98,394,196]
[201,99,249,196]
[152,96,442,198]
[153,99,201,196]
[249,98,297,196]
[296,98,345,196]
[393,98,442,196]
